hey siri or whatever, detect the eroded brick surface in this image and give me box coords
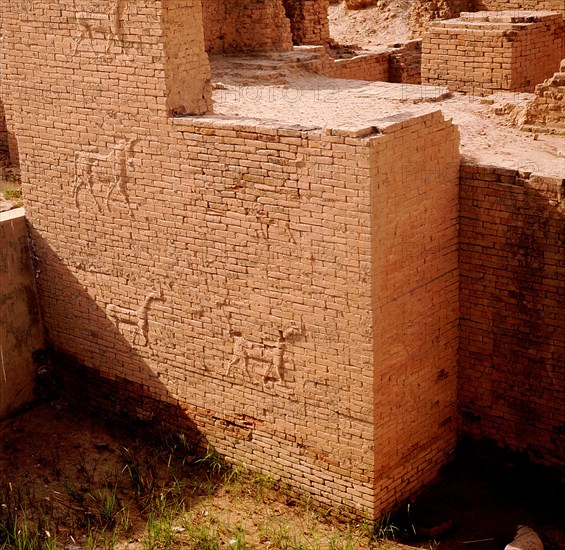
[522,58,565,134]
[202,0,293,53]
[283,0,331,46]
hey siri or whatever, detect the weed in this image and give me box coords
[88,485,120,528]
[48,447,62,481]
[143,508,174,550]
[197,444,227,477]
[77,452,97,485]
[121,447,158,508]
[367,512,399,542]
[184,519,220,550]
[1,184,21,201]
[230,522,247,549]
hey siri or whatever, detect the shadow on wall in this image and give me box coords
[0,97,8,159]
[459,166,565,471]
[27,226,206,449]
[0,96,18,164]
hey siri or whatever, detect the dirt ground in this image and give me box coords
[1,402,564,550]
[328,0,413,48]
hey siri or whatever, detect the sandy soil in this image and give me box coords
[211,67,565,179]
[328,0,413,48]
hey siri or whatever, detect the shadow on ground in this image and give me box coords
[395,444,565,550]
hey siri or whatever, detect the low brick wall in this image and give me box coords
[459,163,565,469]
[422,11,565,95]
[326,51,390,81]
[0,208,44,419]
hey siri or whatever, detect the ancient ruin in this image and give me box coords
[0,0,563,521]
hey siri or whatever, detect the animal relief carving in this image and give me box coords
[225,324,302,394]
[73,137,137,215]
[73,0,123,55]
[106,288,165,346]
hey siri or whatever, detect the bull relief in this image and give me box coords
[73,137,137,215]
[106,288,165,347]
[226,324,303,395]
[72,0,124,55]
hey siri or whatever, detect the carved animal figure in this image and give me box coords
[73,137,137,214]
[106,289,165,346]
[73,0,123,55]
[226,324,302,390]
[505,526,544,550]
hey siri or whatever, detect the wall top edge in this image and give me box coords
[431,10,563,28]
[171,110,447,140]
[461,161,565,187]
[0,207,25,224]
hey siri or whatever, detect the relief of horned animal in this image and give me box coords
[225,324,303,393]
[106,287,165,347]
[73,137,138,215]
[72,0,123,55]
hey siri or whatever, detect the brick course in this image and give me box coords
[388,40,423,84]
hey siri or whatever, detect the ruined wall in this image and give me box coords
[388,40,422,84]
[422,12,565,95]
[283,0,330,45]
[459,164,565,470]
[202,0,293,53]
[0,208,44,419]
[522,59,565,134]
[475,0,565,16]
[2,0,461,516]
[410,0,474,36]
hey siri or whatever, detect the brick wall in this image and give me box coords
[0,208,44,419]
[422,12,565,95]
[283,0,330,46]
[2,0,461,516]
[202,0,293,54]
[325,51,390,81]
[459,163,565,470]
[370,111,460,513]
